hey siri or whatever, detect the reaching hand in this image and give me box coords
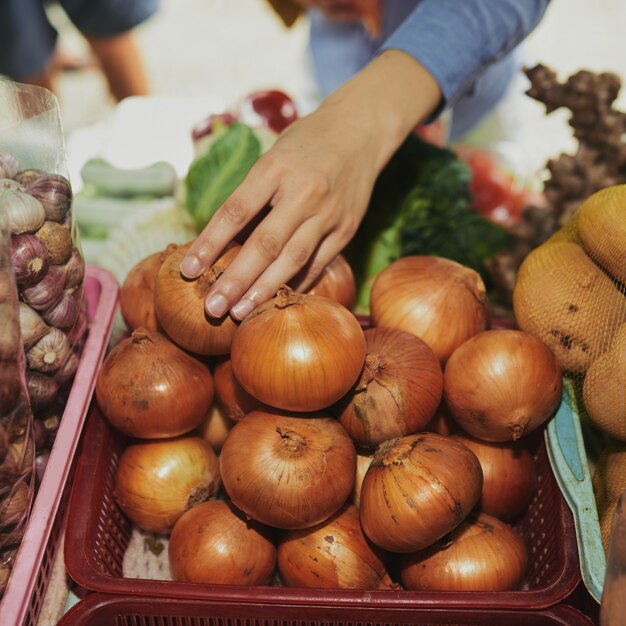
[180,50,442,321]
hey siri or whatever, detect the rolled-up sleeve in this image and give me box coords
[379,0,549,110]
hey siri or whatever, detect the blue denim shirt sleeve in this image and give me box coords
[379,0,549,110]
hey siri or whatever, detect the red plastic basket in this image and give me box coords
[58,593,595,626]
[64,401,581,611]
[0,265,119,626]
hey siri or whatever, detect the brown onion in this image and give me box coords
[231,286,366,412]
[304,254,356,310]
[352,452,373,508]
[278,504,396,589]
[113,435,221,534]
[213,358,270,421]
[399,512,528,591]
[120,244,177,332]
[220,410,356,529]
[169,499,276,585]
[197,402,235,452]
[334,327,443,449]
[155,242,240,355]
[450,432,537,520]
[369,256,488,364]
[95,329,214,439]
[359,432,482,552]
[443,329,563,441]
[424,403,459,436]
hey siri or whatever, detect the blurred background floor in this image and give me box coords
[48,0,626,179]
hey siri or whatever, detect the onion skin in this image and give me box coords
[450,432,536,521]
[155,242,240,355]
[231,286,366,412]
[213,358,271,421]
[352,452,373,508]
[335,327,443,449]
[359,432,482,553]
[95,329,214,439]
[113,436,221,534]
[220,410,356,529]
[120,244,177,332]
[305,254,356,311]
[443,329,563,442]
[399,512,528,591]
[169,499,276,585]
[369,256,488,364]
[278,504,396,589]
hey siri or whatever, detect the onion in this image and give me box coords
[369,256,488,364]
[169,499,276,585]
[120,244,177,333]
[154,242,240,355]
[213,358,270,421]
[197,401,235,451]
[95,329,214,439]
[399,512,528,591]
[424,403,459,436]
[278,504,396,589]
[352,452,373,508]
[113,435,221,534]
[443,329,563,441]
[303,254,356,310]
[231,286,366,412]
[359,432,482,553]
[450,432,537,520]
[334,327,443,449]
[220,410,356,529]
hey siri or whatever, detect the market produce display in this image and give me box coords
[93,234,557,592]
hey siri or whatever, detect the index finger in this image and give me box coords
[180,161,278,279]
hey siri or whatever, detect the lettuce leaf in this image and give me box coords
[184,123,261,230]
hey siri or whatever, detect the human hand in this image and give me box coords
[180,101,382,321]
[180,50,441,321]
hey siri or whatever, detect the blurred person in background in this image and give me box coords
[181,0,551,322]
[182,0,550,320]
[0,0,159,101]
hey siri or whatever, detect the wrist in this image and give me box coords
[320,49,442,170]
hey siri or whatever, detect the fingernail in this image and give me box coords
[231,298,255,321]
[205,293,229,318]
[180,254,202,278]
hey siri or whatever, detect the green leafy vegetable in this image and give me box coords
[184,123,261,230]
[345,134,509,312]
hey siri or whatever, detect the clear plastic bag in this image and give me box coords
[0,79,87,467]
[0,222,35,596]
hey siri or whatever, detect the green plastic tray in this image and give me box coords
[545,380,606,603]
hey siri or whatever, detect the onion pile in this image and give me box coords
[96,247,551,593]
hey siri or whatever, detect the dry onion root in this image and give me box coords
[220,410,356,529]
[95,328,214,439]
[277,504,397,590]
[168,499,276,585]
[334,327,443,449]
[230,286,366,412]
[443,329,563,442]
[399,512,529,591]
[113,435,221,534]
[359,432,482,553]
[154,241,240,355]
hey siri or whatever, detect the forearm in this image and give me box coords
[317,48,442,173]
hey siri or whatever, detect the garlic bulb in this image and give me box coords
[21,266,65,311]
[26,327,70,373]
[18,303,49,349]
[26,174,72,222]
[0,150,20,179]
[0,189,45,235]
[35,221,72,265]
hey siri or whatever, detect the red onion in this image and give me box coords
[10,234,50,286]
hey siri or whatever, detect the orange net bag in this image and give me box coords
[513,184,626,552]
